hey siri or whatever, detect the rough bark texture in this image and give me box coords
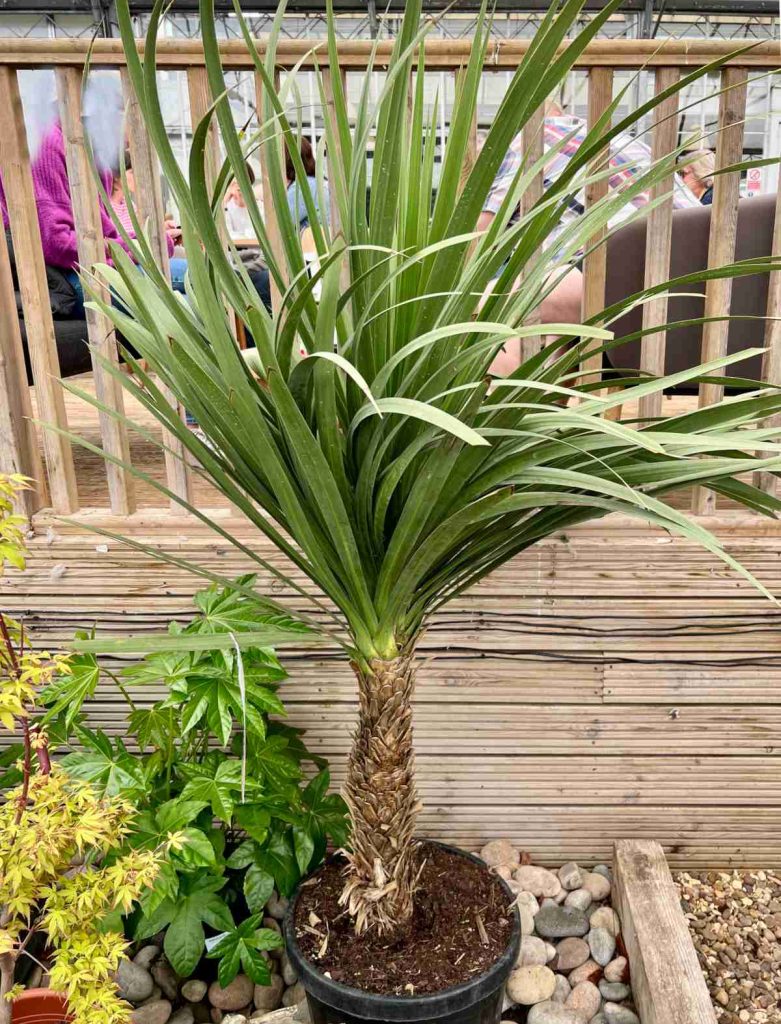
[0,953,14,1024]
[341,655,420,935]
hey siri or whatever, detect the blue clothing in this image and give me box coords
[169,257,188,293]
[64,269,85,319]
[287,176,329,230]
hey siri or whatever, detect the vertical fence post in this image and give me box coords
[187,66,221,197]
[321,65,348,235]
[0,66,79,514]
[0,219,46,516]
[692,65,748,515]
[638,67,680,422]
[122,68,193,508]
[56,66,136,516]
[321,64,351,300]
[455,65,478,197]
[580,67,614,390]
[755,186,781,496]
[520,104,545,363]
[255,69,289,314]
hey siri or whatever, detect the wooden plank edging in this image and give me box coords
[614,839,716,1024]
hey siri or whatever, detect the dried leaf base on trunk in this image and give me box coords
[341,656,420,935]
[614,839,717,1024]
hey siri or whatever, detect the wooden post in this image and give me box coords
[322,66,348,235]
[580,67,614,390]
[56,67,136,516]
[255,69,289,313]
[692,66,748,515]
[187,66,221,197]
[0,219,46,516]
[122,68,193,507]
[614,840,717,1024]
[638,67,680,421]
[520,104,545,363]
[455,65,478,197]
[0,66,79,514]
[754,185,781,496]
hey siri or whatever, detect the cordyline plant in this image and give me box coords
[64,0,781,937]
[0,475,175,1024]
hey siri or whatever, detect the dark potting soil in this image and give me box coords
[292,842,514,997]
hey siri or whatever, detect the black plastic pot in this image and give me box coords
[283,841,520,1024]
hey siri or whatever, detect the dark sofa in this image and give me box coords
[604,192,776,384]
[5,228,92,384]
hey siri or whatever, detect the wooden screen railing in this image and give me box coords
[0,38,779,520]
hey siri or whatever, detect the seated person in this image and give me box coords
[286,136,329,230]
[478,105,699,374]
[224,160,262,241]
[679,149,715,205]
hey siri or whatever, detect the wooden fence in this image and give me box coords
[0,37,780,519]
[1,38,781,866]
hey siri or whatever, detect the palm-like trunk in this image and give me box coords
[341,655,420,935]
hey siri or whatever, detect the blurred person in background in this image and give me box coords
[478,103,698,374]
[679,149,715,205]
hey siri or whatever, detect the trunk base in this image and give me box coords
[342,656,420,935]
[284,841,520,1024]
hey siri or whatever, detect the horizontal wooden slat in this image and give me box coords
[0,38,779,70]
[283,705,781,756]
[3,519,781,865]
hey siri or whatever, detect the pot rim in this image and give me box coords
[282,840,521,1022]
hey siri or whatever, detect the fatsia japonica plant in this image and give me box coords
[43,578,348,986]
[66,0,781,938]
[0,474,172,1024]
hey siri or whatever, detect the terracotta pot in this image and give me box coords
[11,989,69,1024]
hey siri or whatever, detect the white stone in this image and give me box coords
[516,936,549,967]
[589,907,620,937]
[515,891,540,936]
[581,872,611,902]
[558,863,583,892]
[507,965,557,1006]
[513,866,562,899]
[527,1003,583,1024]
[480,840,520,869]
[564,888,592,912]
[181,981,208,1004]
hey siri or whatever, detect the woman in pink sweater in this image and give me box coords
[1,72,175,317]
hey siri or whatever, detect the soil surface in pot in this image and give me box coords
[292,842,513,997]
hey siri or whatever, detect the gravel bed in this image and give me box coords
[676,869,781,1024]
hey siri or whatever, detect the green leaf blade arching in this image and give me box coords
[77,0,781,940]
